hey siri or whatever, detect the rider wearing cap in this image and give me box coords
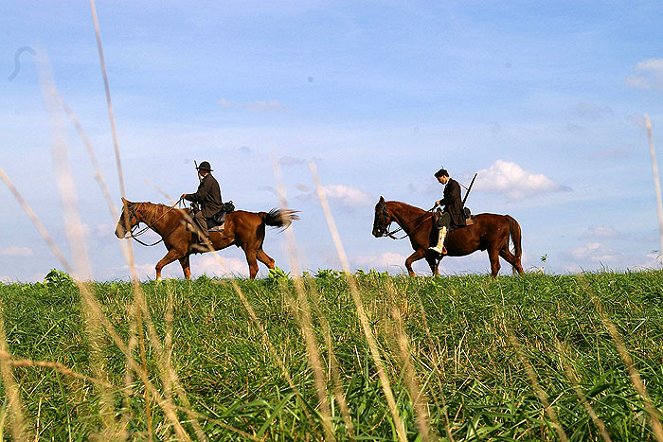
[429,168,465,255]
[181,161,223,244]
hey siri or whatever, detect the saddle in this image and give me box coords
[184,201,235,234]
[463,207,475,226]
[434,206,475,228]
[208,201,236,232]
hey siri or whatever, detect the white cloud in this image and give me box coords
[354,252,407,270]
[569,242,617,263]
[582,225,618,239]
[194,254,248,277]
[118,254,249,280]
[0,246,34,257]
[319,184,373,208]
[626,58,663,90]
[474,160,566,200]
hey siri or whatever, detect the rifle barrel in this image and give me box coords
[462,173,477,206]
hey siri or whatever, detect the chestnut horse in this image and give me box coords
[115,198,299,279]
[372,197,524,277]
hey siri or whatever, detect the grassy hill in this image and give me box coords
[1,270,662,440]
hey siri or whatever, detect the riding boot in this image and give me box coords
[429,226,448,255]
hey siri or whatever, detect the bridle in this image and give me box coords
[375,204,406,239]
[122,199,185,247]
[375,203,436,240]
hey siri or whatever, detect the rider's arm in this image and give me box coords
[183,177,212,202]
[437,180,461,207]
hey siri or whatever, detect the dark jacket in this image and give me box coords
[184,173,223,218]
[439,178,466,228]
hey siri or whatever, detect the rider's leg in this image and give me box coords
[429,212,450,255]
[429,226,448,255]
[193,211,210,242]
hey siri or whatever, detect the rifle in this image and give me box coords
[194,160,202,183]
[462,173,477,206]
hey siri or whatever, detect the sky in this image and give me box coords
[1,1,663,281]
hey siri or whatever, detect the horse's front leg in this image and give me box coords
[405,249,427,277]
[178,255,191,280]
[425,254,441,276]
[155,249,183,281]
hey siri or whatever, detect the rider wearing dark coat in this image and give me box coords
[437,174,466,229]
[430,168,465,255]
[181,161,223,243]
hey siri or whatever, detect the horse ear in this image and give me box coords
[379,196,385,203]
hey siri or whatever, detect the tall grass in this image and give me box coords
[1,272,663,439]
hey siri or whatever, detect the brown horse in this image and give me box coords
[371,197,524,277]
[115,198,299,280]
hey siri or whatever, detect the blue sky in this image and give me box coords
[1,1,662,281]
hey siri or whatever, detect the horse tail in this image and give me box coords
[506,215,522,261]
[261,209,300,229]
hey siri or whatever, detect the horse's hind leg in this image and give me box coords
[499,248,524,275]
[488,248,501,277]
[257,249,275,270]
[178,255,191,280]
[243,249,259,279]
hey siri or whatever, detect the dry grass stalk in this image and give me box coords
[89,0,126,198]
[645,115,663,257]
[86,3,207,435]
[228,281,317,428]
[1,173,193,439]
[554,340,613,442]
[385,283,434,441]
[65,104,209,438]
[0,302,33,442]
[39,53,136,437]
[309,161,408,442]
[506,330,569,442]
[0,351,113,389]
[274,159,337,440]
[305,283,356,438]
[136,282,208,441]
[589,293,663,442]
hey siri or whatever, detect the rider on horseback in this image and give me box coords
[429,168,466,255]
[181,161,223,245]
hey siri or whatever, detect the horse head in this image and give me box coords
[115,198,140,238]
[372,196,392,237]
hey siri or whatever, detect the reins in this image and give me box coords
[127,198,185,247]
[383,207,436,240]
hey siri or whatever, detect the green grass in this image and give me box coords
[1,270,663,440]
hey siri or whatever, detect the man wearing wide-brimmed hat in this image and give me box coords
[181,161,223,244]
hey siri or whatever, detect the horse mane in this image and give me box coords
[133,201,184,223]
[387,200,428,215]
